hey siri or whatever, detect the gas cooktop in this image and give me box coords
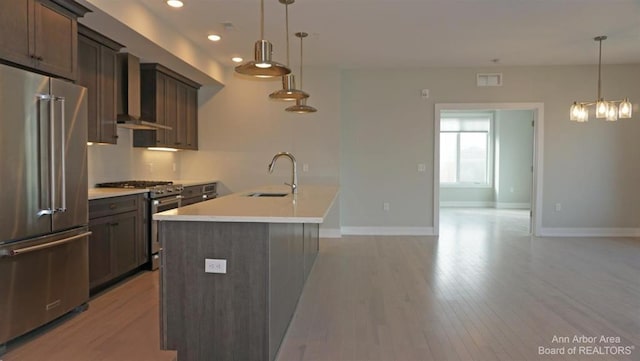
[96,180,183,198]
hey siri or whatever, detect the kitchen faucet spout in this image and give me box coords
[268,152,298,194]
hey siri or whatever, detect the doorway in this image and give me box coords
[433,103,544,236]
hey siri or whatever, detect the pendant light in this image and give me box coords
[286,32,317,113]
[235,0,290,78]
[269,0,309,101]
[569,36,632,122]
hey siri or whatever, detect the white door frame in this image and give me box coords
[433,103,544,236]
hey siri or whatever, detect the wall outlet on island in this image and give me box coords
[205,259,227,274]
[383,202,390,212]
[303,163,309,172]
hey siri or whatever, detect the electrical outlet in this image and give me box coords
[417,163,426,172]
[148,162,154,174]
[172,162,177,172]
[205,259,227,274]
[555,203,562,212]
[383,202,390,212]
[303,163,309,172]
[421,89,429,99]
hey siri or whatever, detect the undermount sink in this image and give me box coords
[245,192,289,197]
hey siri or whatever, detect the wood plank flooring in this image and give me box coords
[2,272,177,361]
[277,209,640,361]
[3,208,640,361]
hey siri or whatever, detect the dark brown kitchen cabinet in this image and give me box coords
[0,0,89,81]
[134,63,201,150]
[88,193,147,293]
[77,25,123,144]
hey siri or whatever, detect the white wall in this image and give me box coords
[341,65,640,233]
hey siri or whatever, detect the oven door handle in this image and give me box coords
[153,196,182,207]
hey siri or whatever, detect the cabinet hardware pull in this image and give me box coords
[37,56,44,61]
[109,204,117,209]
[109,222,119,227]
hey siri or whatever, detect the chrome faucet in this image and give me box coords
[268,152,298,194]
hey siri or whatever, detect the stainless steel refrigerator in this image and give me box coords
[0,63,90,348]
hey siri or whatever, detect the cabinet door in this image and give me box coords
[33,0,77,80]
[175,82,188,147]
[77,35,100,142]
[0,0,34,67]
[185,86,198,149]
[99,46,118,143]
[111,211,139,276]
[164,75,178,147]
[303,223,319,281]
[88,217,115,290]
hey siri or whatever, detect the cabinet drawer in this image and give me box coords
[89,194,139,218]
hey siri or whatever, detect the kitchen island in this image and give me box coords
[154,185,338,361]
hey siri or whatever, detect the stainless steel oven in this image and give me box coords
[150,194,181,269]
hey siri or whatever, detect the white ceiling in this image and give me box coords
[129,0,640,69]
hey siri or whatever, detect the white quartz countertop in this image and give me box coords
[172,179,219,187]
[154,185,338,223]
[88,188,149,200]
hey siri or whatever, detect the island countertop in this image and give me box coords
[153,184,338,223]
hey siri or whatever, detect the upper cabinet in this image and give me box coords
[0,0,90,81]
[76,25,124,144]
[77,25,124,144]
[134,64,200,150]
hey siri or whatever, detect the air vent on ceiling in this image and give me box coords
[477,73,502,87]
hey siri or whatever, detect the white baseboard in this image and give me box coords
[440,201,495,208]
[538,227,640,237]
[319,228,342,238]
[341,227,435,236]
[495,202,531,209]
[440,201,531,209]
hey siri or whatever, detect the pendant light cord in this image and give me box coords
[260,0,264,39]
[299,35,304,88]
[285,3,290,66]
[597,38,602,100]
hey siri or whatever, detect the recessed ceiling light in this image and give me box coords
[207,34,221,42]
[166,0,184,8]
[232,57,243,63]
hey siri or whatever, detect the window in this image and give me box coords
[440,113,492,186]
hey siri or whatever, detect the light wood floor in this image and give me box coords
[4,208,640,361]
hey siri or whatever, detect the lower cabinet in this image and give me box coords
[89,193,147,292]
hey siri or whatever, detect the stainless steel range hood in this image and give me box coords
[117,53,171,130]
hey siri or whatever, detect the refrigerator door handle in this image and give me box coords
[0,231,92,257]
[55,96,67,212]
[36,94,55,217]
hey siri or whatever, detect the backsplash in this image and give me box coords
[87,128,180,187]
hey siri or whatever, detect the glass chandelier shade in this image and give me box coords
[569,36,632,122]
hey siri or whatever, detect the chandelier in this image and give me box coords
[569,36,632,122]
